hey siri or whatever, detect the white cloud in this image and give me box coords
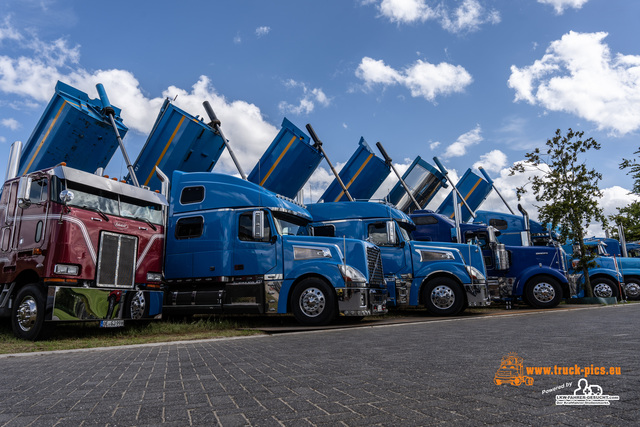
[278,79,330,115]
[1,118,19,130]
[508,31,640,135]
[476,161,638,236]
[442,125,482,158]
[255,26,271,37]
[0,18,21,43]
[356,56,472,102]
[429,141,440,150]
[372,0,500,33]
[473,149,507,173]
[537,0,589,15]
[0,27,279,175]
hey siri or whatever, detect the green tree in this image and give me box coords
[620,147,640,194]
[510,129,606,298]
[608,201,640,242]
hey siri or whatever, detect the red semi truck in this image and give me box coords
[0,154,167,340]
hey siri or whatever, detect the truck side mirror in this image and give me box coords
[17,176,32,208]
[59,189,75,204]
[252,210,265,240]
[386,221,397,245]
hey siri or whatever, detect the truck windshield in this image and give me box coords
[59,180,164,225]
[272,212,309,236]
[397,222,413,242]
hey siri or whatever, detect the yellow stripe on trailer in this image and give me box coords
[449,177,483,219]
[23,101,67,175]
[144,115,186,186]
[259,135,297,186]
[333,153,374,202]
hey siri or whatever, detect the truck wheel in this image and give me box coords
[124,291,149,320]
[291,278,336,326]
[623,278,640,300]
[11,284,49,341]
[421,278,464,316]
[591,278,619,299]
[525,277,562,309]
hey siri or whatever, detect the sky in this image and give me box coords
[1,0,639,235]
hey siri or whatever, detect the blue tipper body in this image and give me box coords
[320,138,390,202]
[248,117,323,198]
[18,81,127,175]
[386,156,447,213]
[128,99,226,191]
[436,168,492,222]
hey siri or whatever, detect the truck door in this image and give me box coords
[366,221,407,275]
[14,176,49,252]
[229,210,279,310]
[0,182,17,253]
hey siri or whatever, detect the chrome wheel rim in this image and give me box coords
[16,296,38,332]
[593,283,613,298]
[532,282,555,303]
[430,285,455,310]
[625,283,640,298]
[129,291,146,319]
[299,287,325,317]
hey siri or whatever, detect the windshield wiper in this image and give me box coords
[134,216,157,231]
[82,205,109,221]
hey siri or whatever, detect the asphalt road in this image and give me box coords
[0,304,637,426]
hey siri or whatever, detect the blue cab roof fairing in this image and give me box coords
[306,201,413,226]
[320,138,390,202]
[19,81,127,175]
[170,171,312,221]
[248,117,323,199]
[128,99,226,191]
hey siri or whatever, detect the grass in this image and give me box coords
[0,315,275,355]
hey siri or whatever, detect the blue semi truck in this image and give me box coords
[410,209,573,308]
[470,210,626,301]
[159,171,388,325]
[305,201,490,316]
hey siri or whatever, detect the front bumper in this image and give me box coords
[336,287,388,317]
[47,286,163,321]
[464,282,491,307]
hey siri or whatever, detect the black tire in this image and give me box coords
[623,277,640,301]
[291,278,336,326]
[421,277,465,316]
[11,284,49,341]
[591,277,619,299]
[124,290,150,320]
[525,276,562,309]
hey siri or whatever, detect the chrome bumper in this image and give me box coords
[336,287,388,317]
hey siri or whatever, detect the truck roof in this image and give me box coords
[170,171,312,220]
[307,201,413,226]
[48,165,168,206]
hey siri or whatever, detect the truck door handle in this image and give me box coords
[234,264,244,271]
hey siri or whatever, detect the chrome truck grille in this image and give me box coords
[366,246,384,288]
[96,231,137,288]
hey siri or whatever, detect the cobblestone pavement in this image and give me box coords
[0,304,637,426]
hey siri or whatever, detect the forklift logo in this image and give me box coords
[494,353,534,386]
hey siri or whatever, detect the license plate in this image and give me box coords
[100,319,125,328]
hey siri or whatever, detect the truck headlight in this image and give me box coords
[420,250,455,262]
[293,246,332,260]
[54,264,79,276]
[465,266,486,282]
[338,264,367,285]
[146,272,163,282]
